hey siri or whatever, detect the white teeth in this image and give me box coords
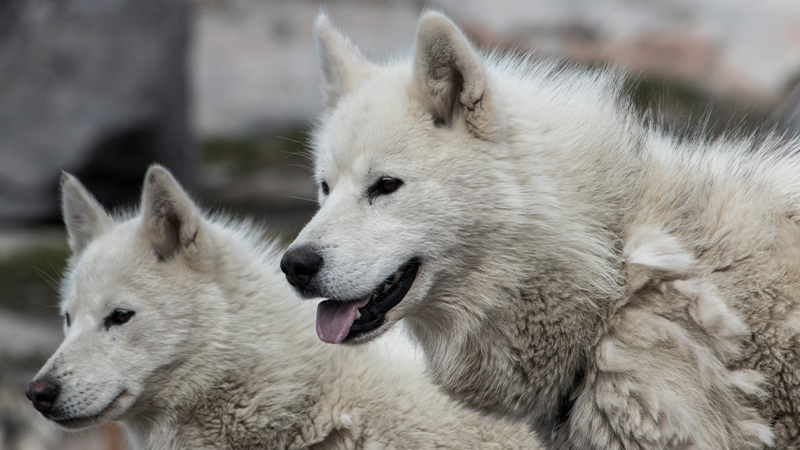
[370,268,403,299]
[355,310,361,320]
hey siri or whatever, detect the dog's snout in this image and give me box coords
[26,378,60,414]
[281,247,323,292]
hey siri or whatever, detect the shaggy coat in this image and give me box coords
[28,167,539,449]
[285,11,800,449]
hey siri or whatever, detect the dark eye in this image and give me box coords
[320,181,330,196]
[103,309,135,329]
[368,177,403,202]
[64,313,71,328]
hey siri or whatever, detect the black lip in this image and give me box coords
[334,257,420,342]
[48,390,126,429]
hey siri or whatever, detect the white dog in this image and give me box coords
[25,166,538,449]
[282,11,800,449]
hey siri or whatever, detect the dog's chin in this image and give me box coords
[48,390,129,430]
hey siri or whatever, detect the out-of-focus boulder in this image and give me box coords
[0,0,192,222]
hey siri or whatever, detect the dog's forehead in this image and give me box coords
[314,75,429,182]
[63,221,146,311]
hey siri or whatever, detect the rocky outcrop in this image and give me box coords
[0,0,192,222]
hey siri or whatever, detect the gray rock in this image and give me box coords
[0,0,193,222]
[0,308,62,370]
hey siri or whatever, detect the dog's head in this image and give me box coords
[282,12,511,344]
[26,166,220,429]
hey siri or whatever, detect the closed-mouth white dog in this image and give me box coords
[25,166,539,449]
[282,11,800,449]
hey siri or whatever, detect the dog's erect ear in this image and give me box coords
[141,165,204,263]
[412,12,504,141]
[315,13,371,109]
[61,173,114,255]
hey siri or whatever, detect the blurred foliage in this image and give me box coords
[0,246,70,314]
[626,75,771,138]
[203,125,311,171]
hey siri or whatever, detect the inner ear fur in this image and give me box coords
[412,11,504,141]
[141,165,204,262]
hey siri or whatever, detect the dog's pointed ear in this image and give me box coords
[141,165,204,263]
[61,173,114,255]
[412,12,504,141]
[315,12,370,109]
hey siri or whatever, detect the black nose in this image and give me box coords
[281,247,323,292]
[26,378,60,414]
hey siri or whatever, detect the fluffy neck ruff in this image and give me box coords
[405,63,638,439]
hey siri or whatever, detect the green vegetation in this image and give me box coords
[203,125,311,171]
[0,246,70,313]
[626,76,770,137]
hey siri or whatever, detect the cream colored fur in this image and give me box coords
[29,167,539,449]
[286,11,800,449]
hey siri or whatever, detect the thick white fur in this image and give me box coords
[29,167,539,449]
[288,11,800,449]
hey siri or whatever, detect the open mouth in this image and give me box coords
[316,258,420,344]
[50,390,126,429]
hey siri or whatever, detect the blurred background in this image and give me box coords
[1,0,800,448]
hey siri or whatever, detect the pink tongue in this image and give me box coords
[316,295,372,344]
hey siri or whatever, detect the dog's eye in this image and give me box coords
[320,181,330,196]
[64,313,71,328]
[103,309,135,329]
[368,177,403,202]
